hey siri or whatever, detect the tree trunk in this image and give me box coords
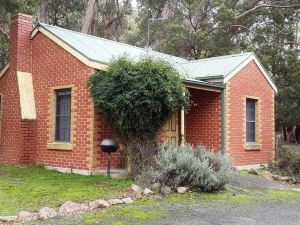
[295,125,300,144]
[39,0,50,24]
[283,126,287,142]
[82,0,99,35]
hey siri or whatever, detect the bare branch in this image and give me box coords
[236,3,300,20]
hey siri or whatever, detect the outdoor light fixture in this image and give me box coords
[100,139,119,178]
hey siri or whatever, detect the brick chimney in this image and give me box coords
[9,13,33,72]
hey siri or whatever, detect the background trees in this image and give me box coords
[0,0,299,142]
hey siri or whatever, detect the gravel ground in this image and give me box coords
[229,172,294,190]
[30,173,300,225]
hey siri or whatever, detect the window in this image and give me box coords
[55,89,71,142]
[246,98,257,143]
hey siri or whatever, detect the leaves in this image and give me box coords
[88,56,189,138]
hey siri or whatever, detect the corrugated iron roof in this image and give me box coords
[38,24,253,80]
[34,23,278,93]
[181,52,254,79]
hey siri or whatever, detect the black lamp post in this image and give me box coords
[100,139,119,178]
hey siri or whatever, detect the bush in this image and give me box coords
[88,57,189,176]
[136,144,233,192]
[269,147,300,179]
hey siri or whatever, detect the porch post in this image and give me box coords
[180,106,185,145]
[180,90,185,145]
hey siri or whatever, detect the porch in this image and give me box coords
[163,79,224,152]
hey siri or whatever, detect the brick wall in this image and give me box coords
[185,88,221,151]
[0,14,36,165]
[32,32,96,170]
[226,61,275,165]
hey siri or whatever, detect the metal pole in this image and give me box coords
[147,17,167,51]
[107,152,111,178]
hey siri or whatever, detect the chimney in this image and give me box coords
[9,13,33,73]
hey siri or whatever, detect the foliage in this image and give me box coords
[89,57,189,175]
[269,146,300,179]
[136,144,233,192]
[0,163,132,216]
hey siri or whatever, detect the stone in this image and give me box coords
[261,171,274,181]
[130,184,142,192]
[80,203,90,211]
[17,211,38,222]
[162,186,172,195]
[38,207,58,220]
[177,186,189,194]
[89,199,110,210]
[127,190,142,199]
[143,188,153,196]
[151,183,161,192]
[122,197,134,204]
[248,168,258,176]
[58,201,82,215]
[272,175,297,183]
[108,198,124,205]
[0,216,17,223]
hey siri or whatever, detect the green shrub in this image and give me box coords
[136,144,233,192]
[269,147,300,179]
[88,57,189,176]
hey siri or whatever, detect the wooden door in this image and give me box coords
[163,111,178,145]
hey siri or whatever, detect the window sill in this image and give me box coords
[47,142,73,151]
[244,143,262,151]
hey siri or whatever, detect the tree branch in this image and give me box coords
[236,4,300,20]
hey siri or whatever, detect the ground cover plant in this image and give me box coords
[136,144,234,192]
[0,164,132,216]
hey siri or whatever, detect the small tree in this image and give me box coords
[88,57,189,175]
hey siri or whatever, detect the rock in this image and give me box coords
[58,201,82,215]
[127,190,142,199]
[248,168,258,176]
[261,171,274,181]
[0,216,17,223]
[177,186,189,194]
[89,199,110,210]
[161,186,172,195]
[108,198,124,205]
[122,197,134,204]
[127,184,143,199]
[151,183,161,192]
[130,184,142,192]
[80,203,90,211]
[38,207,58,220]
[272,175,297,183]
[17,211,38,222]
[143,188,154,196]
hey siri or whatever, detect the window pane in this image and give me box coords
[246,99,256,143]
[55,89,71,142]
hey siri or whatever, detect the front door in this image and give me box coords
[163,111,178,145]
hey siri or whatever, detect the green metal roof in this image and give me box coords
[34,24,276,92]
[181,52,254,79]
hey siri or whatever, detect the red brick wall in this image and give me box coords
[32,32,95,170]
[226,61,275,165]
[0,14,36,165]
[94,109,124,169]
[185,88,221,151]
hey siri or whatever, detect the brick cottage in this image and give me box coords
[0,14,277,174]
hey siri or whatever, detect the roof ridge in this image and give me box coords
[185,52,253,64]
[39,23,186,62]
